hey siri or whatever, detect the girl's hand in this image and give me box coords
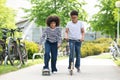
[58,43,61,48]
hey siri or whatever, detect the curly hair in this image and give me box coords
[46,15,60,27]
[70,10,78,16]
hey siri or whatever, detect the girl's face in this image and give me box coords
[50,21,56,29]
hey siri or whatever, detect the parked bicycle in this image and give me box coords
[109,40,120,60]
[7,27,28,68]
[0,28,8,65]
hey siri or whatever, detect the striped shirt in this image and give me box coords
[39,27,62,44]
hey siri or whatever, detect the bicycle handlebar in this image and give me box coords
[1,27,24,33]
[0,27,24,38]
[1,28,9,33]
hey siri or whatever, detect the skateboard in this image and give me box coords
[42,69,50,76]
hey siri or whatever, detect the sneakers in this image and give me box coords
[52,71,57,73]
[77,68,80,72]
[52,69,57,73]
[43,68,50,71]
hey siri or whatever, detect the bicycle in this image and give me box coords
[7,27,28,68]
[109,40,120,60]
[0,28,9,65]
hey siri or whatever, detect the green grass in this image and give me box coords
[0,59,43,75]
[0,56,67,75]
[114,59,120,66]
[90,53,112,59]
[90,53,120,67]
[0,65,18,75]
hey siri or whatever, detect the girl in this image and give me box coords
[40,15,62,73]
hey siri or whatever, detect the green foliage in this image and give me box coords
[81,42,103,57]
[0,0,15,28]
[81,38,112,57]
[114,59,120,66]
[93,38,112,43]
[0,0,16,38]
[24,40,39,59]
[25,0,87,27]
[89,0,118,38]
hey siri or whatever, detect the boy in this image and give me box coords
[65,10,85,72]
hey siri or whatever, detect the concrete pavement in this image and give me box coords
[0,54,120,80]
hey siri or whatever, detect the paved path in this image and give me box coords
[0,54,120,80]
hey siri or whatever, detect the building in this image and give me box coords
[16,19,109,43]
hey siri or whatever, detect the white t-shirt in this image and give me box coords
[66,20,84,40]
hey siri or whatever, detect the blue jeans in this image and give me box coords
[68,39,82,69]
[43,40,58,72]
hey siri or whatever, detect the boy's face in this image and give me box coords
[50,21,56,29]
[71,15,78,23]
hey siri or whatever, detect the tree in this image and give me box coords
[26,0,87,27]
[0,0,15,38]
[89,0,119,38]
[0,0,15,29]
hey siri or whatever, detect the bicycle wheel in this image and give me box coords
[0,41,5,65]
[20,43,28,65]
[112,48,120,60]
[113,51,120,60]
[8,40,22,68]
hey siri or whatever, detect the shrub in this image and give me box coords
[81,38,112,58]
[23,40,39,59]
[93,38,112,43]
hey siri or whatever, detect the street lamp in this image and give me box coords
[115,1,120,44]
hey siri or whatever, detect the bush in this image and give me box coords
[81,42,102,57]
[81,38,112,58]
[23,40,39,59]
[93,38,112,43]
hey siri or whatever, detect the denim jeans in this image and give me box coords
[43,40,58,72]
[68,39,82,69]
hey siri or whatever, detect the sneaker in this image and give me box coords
[52,70,57,73]
[43,68,50,71]
[52,69,57,73]
[77,68,80,72]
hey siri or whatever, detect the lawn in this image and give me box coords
[90,53,120,67]
[90,53,112,59]
[114,59,120,66]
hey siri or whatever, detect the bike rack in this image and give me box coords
[4,55,8,65]
[32,53,43,61]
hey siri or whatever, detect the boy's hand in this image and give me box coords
[64,37,69,42]
[80,37,84,42]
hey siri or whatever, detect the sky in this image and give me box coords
[6,0,31,22]
[83,0,99,19]
[6,0,99,22]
